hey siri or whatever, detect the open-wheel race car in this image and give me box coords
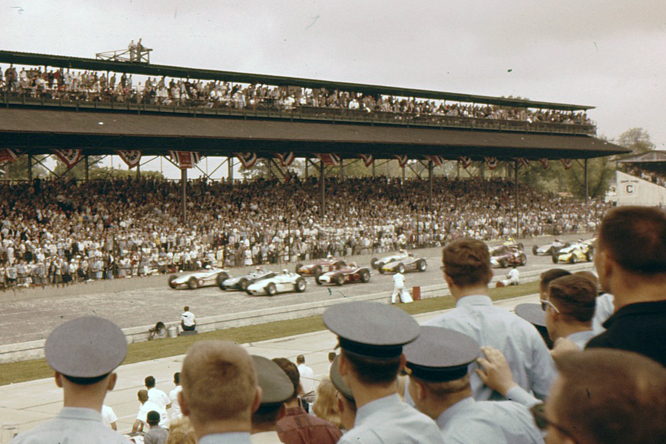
[532,239,570,256]
[315,264,372,286]
[552,242,594,264]
[246,270,307,296]
[490,246,527,268]
[371,251,427,274]
[219,268,277,291]
[295,258,347,277]
[168,267,229,290]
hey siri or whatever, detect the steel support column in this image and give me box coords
[584,158,589,203]
[181,167,187,224]
[85,155,89,183]
[320,161,325,219]
[305,157,309,179]
[228,156,234,182]
[428,160,433,211]
[28,154,33,181]
[372,159,376,177]
[514,160,519,237]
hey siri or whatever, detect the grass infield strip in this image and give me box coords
[0,281,539,387]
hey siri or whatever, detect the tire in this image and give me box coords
[586,250,593,262]
[371,257,379,269]
[519,254,527,266]
[532,245,538,256]
[168,275,179,289]
[552,253,559,264]
[499,258,508,268]
[417,260,427,272]
[315,275,322,285]
[360,269,370,283]
[313,265,322,277]
[216,272,229,288]
[187,277,198,290]
[378,267,386,274]
[517,243,524,251]
[295,277,306,293]
[397,263,406,274]
[238,278,249,291]
[334,275,344,286]
[295,263,304,275]
[265,282,277,296]
[570,254,577,264]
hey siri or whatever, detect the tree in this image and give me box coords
[616,128,654,154]
[565,157,616,199]
[1,155,48,180]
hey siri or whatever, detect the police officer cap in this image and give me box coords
[252,355,294,405]
[403,326,480,382]
[45,316,128,379]
[329,354,354,401]
[323,301,419,360]
[514,303,546,328]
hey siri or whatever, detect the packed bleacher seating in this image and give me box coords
[0,176,609,289]
[1,63,593,131]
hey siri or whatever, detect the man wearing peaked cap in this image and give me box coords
[250,355,295,444]
[323,301,444,444]
[404,326,544,444]
[329,354,357,432]
[11,316,130,444]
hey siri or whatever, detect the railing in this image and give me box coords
[0,91,596,136]
[95,48,152,64]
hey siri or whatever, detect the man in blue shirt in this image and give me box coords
[425,238,555,401]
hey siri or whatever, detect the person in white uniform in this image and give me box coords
[424,238,555,402]
[296,354,316,404]
[404,327,544,444]
[10,316,130,444]
[146,375,172,410]
[391,270,412,303]
[169,372,183,420]
[179,340,260,444]
[323,301,444,444]
[181,305,197,331]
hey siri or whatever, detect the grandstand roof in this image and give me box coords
[618,151,666,163]
[0,50,594,111]
[0,108,627,160]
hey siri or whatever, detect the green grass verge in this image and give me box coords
[0,281,538,387]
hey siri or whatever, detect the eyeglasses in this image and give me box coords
[530,403,579,444]
[540,299,560,314]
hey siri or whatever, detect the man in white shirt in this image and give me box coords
[101,405,118,430]
[132,389,168,433]
[391,271,412,303]
[145,375,171,410]
[296,355,316,404]
[181,306,196,331]
[169,372,182,420]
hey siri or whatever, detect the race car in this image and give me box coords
[552,242,594,264]
[246,270,307,296]
[168,267,229,290]
[490,247,527,268]
[315,264,371,286]
[295,258,346,277]
[532,239,570,256]
[490,241,524,257]
[371,251,427,274]
[219,268,277,291]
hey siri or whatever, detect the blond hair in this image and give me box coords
[312,378,341,428]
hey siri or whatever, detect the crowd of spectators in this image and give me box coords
[624,165,666,187]
[1,63,593,130]
[0,175,609,290]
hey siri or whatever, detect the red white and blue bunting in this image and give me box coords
[358,154,374,167]
[235,152,259,170]
[394,155,409,168]
[485,157,498,170]
[170,151,201,169]
[274,152,295,167]
[0,148,19,163]
[424,155,445,166]
[116,150,142,169]
[53,149,83,168]
[315,153,341,167]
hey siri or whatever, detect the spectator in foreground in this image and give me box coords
[296,355,316,405]
[10,316,129,444]
[250,355,294,443]
[543,275,597,349]
[587,206,666,366]
[272,358,342,444]
[133,389,168,433]
[311,378,343,429]
[424,238,555,401]
[169,372,183,420]
[404,327,544,443]
[179,341,260,444]
[537,349,666,444]
[144,410,169,444]
[323,301,444,444]
[328,356,357,432]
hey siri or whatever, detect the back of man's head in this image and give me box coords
[296,355,305,365]
[551,349,666,444]
[539,268,571,296]
[599,206,666,275]
[548,275,597,323]
[145,375,156,389]
[272,358,299,400]
[174,372,180,385]
[147,410,161,427]
[138,389,148,403]
[180,340,258,426]
[442,238,492,288]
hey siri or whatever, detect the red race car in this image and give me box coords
[295,258,347,277]
[315,264,371,286]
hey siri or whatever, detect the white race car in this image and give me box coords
[168,267,230,290]
[219,269,277,291]
[532,239,570,256]
[246,270,307,296]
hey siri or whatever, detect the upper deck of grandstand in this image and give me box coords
[0,50,596,137]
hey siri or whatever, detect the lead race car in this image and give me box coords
[552,240,594,264]
[168,267,230,290]
[315,263,371,286]
[371,251,427,274]
[246,270,307,296]
[532,239,570,256]
[219,267,277,291]
[490,245,527,268]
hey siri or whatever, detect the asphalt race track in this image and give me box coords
[0,234,595,346]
